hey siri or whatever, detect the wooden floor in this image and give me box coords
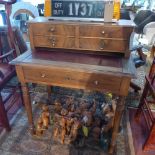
[0,92,22,133]
[129,108,155,155]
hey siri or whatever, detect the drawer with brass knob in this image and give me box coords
[33,36,75,49]
[79,38,127,52]
[23,66,123,93]
[79,25,132,38]
[31,23,75,36]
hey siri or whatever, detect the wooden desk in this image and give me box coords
[11,49,136,154]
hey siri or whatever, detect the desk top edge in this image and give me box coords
[27,17,135,27]
[10,50,136,78]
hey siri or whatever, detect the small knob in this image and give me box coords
[100,41,105,50]
[50,27,55,32]
[94,81,98,85]
[64,77,70,80]
[49,37,56,41]
[52,43,55,47]
[41,74,46,78]
[52,37,56,42]
[101,31,105,34]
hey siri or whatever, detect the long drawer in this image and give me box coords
[33,36,75,49]
[79,25,132,38]
[23,66,123,94]
[79,38,128,52]
[33,36,128,52]
[32,23,75,36]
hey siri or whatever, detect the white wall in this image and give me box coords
[21,0,44,6]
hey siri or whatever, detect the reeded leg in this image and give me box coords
[109,96,125,154]
[21,83,35,134]
[0,94,11,131]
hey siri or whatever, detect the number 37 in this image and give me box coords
[69,3,93,16]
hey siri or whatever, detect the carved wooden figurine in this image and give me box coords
[102,100,116,132]
[36,117,44,136]
[92,127,101,141]
[90,100,97,114]
[53,114,61,139]
[53,124,59,140]
[61,108,68,116]
[66,118,74,135]
[61,127,66,144]
[82,111,93,127]
[54,101,62,113]
[60,117,67,144]
[69,120,81,142]
[41,105,50,129]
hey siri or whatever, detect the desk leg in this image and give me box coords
[21,83,35,134]
[109,96,125,154]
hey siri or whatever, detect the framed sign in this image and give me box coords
[51,0,109,18]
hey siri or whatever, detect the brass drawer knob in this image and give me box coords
[49,37,56,47]
[41,74,46,78]
[52,43,55,47]
[101,31,105,34]
[49,37,56,42]
[49,27,55,32]
[100,41,105,50]
[64,77,70,80]
[94,80,99,85]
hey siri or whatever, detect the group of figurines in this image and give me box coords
[35,94,117,148]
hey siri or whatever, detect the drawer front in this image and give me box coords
[23,67,122,94]
[79,25,132,38]
[79,38,128,52]
[33,36,75,49]
[32,23,75,36]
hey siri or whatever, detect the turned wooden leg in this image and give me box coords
[109,96,125,154]
[21,83,35,134]
[0,94,11,131]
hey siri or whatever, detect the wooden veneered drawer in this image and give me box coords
[79,25,132,38]
[79,38,128,52]
[33,36,75,49]
[32,23,75,36]
[23,66,122,93]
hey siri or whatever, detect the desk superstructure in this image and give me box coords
[11,17,135,154]
[28,17,134,58]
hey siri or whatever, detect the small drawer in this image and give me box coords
[33,36,75,49]
[79,25,132,38]
[23,66,123,94]
[32,23,75,36]
[79,38,128,52]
